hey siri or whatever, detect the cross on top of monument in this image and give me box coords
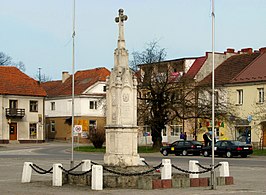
[115,9,127,48]
[115,9,128,23]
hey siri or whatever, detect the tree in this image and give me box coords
[132,41,234,149]
[0,52,26,71]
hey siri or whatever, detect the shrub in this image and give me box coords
[89,128,105,148]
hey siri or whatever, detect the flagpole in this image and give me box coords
[71,0,76,168]
[211,0,216,190]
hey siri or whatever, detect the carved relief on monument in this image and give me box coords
[122,93,129,102]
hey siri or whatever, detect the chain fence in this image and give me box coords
[30,164,53,174]
[172,163,221,174]
[29,160,222,177]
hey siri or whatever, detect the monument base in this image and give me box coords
[104,126,140,166]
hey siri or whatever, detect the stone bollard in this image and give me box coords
[81,160,91,171]
[219,162,230,177]
[52,163,63,187]
[139,157,146,166]
[91,165,103,190]
[189,160,199,178]
[161,159,172,180]
[21,162,33,183]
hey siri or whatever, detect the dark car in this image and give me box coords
[160,140,203,156]
[201,140,253,158]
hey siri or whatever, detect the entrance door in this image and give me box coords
[9,123,17,140]
[263,130,266,147]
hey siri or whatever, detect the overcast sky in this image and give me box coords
[1,0,266,80]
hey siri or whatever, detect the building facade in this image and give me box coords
[42,68,110,143]
[0,66,46,143]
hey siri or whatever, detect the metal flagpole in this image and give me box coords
[71,0,76,168]
[210,0,216,190]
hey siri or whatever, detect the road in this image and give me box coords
[0,142,266,194]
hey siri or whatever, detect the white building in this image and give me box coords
[0,66,46,143]
[42,68,110,142]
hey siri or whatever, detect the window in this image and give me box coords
[29,123,37,139]
[50,121,55,132]
[103,85,107,92]
[258,88,264,103]
[9,100,18,108]
[236,89,243,105]
[30,101,38,112]
[89,101,97,109]
[51,102,55,110]
[89,120,97,134]
[170,125,183,136]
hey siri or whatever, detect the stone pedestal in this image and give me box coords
[104,127,140,166]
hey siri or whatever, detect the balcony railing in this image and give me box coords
[6,108,25,117]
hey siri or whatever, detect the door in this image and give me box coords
[263,130,266,147]
[9,123,17,140]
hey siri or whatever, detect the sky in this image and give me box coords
[1,0,266,80]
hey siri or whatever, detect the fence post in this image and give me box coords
[81,160,91,171]
[52,163,62,187]
[21,162,33,183]
[91,165,103,190]
[139,157,146,166]
[161,159,172,180]
[189,160,199,178]
[219,162,229,177]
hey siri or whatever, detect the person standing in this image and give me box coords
[203,132,211,146]
[184,132,187,141]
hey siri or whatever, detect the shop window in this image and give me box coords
[50,121,55,132]
[89,120,97,134]
[29,123,37,139]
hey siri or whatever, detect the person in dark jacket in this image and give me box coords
[203,132,211,147]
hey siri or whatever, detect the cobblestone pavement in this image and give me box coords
[0,143,266,195]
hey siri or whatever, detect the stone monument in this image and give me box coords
[104,9,140,166]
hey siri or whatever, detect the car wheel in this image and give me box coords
[241,154,247,158]
[162,150,168,156]
[182,150,188,156]
[203,150,209,157]
[226,151,232,158]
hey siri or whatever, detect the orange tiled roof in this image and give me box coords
[199,52,261,86]
[0,66,47,97]
[42,67,110,97]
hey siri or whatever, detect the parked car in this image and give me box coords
[160,140,203,156]
[201,140,253,158]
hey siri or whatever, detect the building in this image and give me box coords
[199,48,266,147]
[42,67,110,142]
[0,66,46,143]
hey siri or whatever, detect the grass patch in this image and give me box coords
[253,149,266,156]
[74,146,106,153]
[74,145,159,153]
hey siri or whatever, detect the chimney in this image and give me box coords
[226,48,235,53]
[62,71,70,83]
[259,47,266,53]
[240,48,253,54]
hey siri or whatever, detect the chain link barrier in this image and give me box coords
[172,163,221,174]
[59,165,92,176]
[30,164,53,174]
[28,161,222,177]
[102,163,163,176]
